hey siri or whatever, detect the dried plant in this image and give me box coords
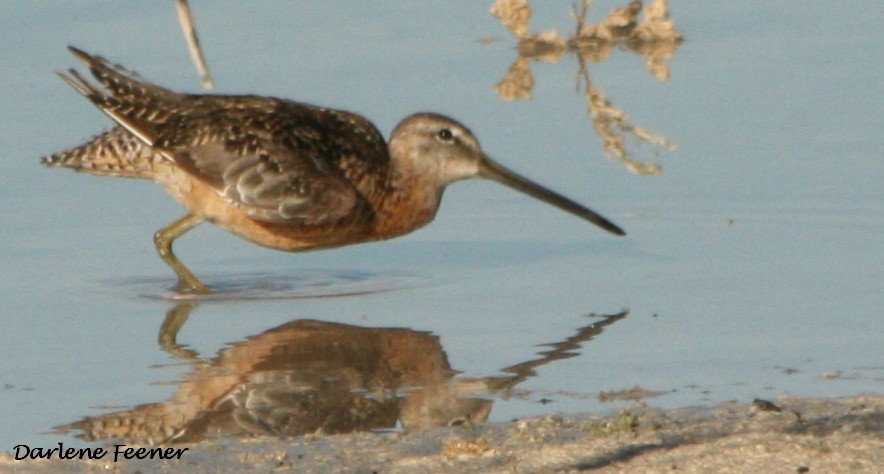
[489,0,532,38]
[574,0,643,42]
[493,56,534,101]
[174,0,214,89]
[581,66,672,176]
[630,0,682,80]
[489,0,682,175]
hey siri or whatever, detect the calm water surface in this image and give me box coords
[0,1,881,449]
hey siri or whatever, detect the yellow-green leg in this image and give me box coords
[158,302,199,360]
[154,213,209,294]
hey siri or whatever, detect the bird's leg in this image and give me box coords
[154,213,209,294]
[158,302,200,360]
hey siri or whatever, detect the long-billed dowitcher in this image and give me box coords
[43,47,625,294]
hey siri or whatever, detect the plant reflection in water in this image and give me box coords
[490,0,683,175]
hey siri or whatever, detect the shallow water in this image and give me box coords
[1,1,881,450]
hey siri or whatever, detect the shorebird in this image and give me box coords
[43,46,625,294]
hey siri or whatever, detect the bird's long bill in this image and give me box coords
[478,155,626,236]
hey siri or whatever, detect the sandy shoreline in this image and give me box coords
[2,394,881,473]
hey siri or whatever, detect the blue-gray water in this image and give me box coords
[1,1,881,450]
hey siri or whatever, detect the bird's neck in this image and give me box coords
[370,158,447,240]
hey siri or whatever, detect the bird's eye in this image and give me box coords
[436,128,454,142]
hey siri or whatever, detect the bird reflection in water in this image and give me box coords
[55,304,626,445]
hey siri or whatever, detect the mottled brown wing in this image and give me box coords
[67,46,185,118]
[170,134,363,225]
[61,47,372,226]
